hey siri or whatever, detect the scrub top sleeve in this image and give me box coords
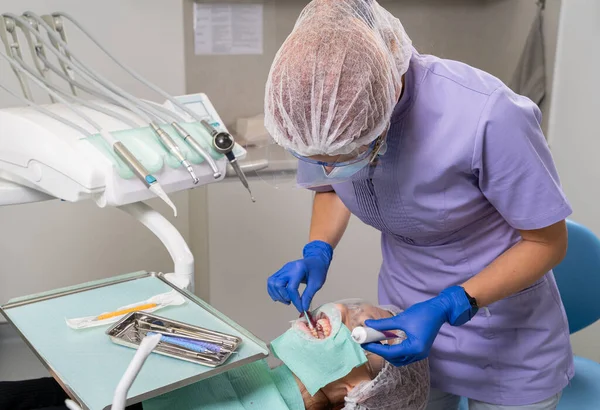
[296,160,335,193]
[472,87,572,231]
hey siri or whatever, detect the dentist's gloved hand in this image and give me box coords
[267,240,333,313]
[362,286,477,367]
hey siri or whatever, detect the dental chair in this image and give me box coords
[459,219,600,410]
[553,219,600,410]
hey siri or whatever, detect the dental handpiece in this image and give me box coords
[351,326,398,344]
[149,123,198,184]
[171,122,221,179]
[112,141,177,217]
[200,120,255,202]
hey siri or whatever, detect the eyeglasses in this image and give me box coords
[290,135,385,168]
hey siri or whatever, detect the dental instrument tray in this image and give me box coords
[0,271,269,410]
[107,312,242,367]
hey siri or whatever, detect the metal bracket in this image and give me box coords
[9,14,56,102]
[537,0,546,11]
[41,14,78,96]
[0,16,34,100]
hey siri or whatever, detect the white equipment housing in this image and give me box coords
[0,93,231,208]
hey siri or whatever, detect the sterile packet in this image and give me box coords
[65,290,186,330]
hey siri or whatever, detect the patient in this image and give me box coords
[145,299,429,410]
[295,300,430,409]
[0,300,429,410]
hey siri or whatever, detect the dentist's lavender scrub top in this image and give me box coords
[298,49,574,406]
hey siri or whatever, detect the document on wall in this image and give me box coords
[194,3,264,55]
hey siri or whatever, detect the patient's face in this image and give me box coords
[295,302,394,407]
[295,302,392,340]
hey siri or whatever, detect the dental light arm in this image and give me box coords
[118,202,194,289]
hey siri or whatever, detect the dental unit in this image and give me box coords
[0,46,179,215]
[0,11,271,410]
[41,11,254,193]
[5,13,202,186]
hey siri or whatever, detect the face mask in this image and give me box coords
[324,156,372,179]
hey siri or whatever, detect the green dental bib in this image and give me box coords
[270,303,367,396]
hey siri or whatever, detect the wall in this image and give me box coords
[184,0,558,129]
[0,0,189,308]
[184,0,570,350]
[547,0,600,363]
[540,0,562,132]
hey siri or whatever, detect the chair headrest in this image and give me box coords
[553,220,600,333]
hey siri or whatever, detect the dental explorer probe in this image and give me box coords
[9,14,200,186]
[24,12,218,182]
[304,311,317,335]
[44,13,255,191]
[200,120,255,202]
[0,49,178,216]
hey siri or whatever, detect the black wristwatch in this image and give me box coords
[462,288,479,314]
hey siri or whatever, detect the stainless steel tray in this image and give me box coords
[106,312,242,367]
[0,271,269,410]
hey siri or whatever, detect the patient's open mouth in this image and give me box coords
[297,311,332,339]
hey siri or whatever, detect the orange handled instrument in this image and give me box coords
[96,303,157,320]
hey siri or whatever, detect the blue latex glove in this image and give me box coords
[362,286,477,366]
[267,240,333,312]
